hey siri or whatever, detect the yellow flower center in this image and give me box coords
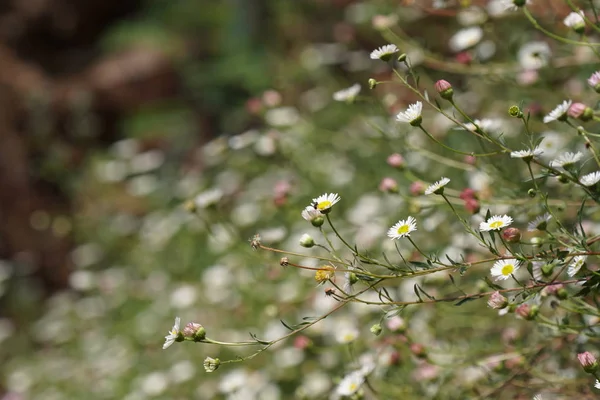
[397,224,409,234]
[489,220,504,229]
[349,383,357,391]
[315,265,335,282]
[317,201,331,210]
[501,264,514,276]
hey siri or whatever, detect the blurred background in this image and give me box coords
[0,0,592,399]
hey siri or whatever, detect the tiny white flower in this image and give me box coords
[387,216,417,239]
[491,259,521,281]
[588,71,600,88]
[510,147,543,159]
[549,151,583,168]
[461,118,504,134]
[395,101,423,126]
[527,213,551,232]
[449,26,483,52]
[595,379,600,389]
[518,41,551,70]
[163,317,181,350]
[336,370,365,397]
[336,326,360,344]
[580,171,600,186]
[568,255,587,277]
[424,177,450,195]
[370,44,399,61]
[301,206,322,221]
[499,0,531,11]
[543,100,572,123]
[333,83,361,102]
[480,215,513,231]
[563,11,585,29]
[311,193,341,214]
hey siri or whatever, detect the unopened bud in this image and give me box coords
[299,234,315,248]
[183,322,206,341]
[508,105,523,118]
[368,78,377,89]
[370,323,383,336]
[434,79,454,100]
[204,357,221,372]
[280,257,289,267]
[386,153,405,168]
[502,227,521,243]
[487,291,508,309]
[528,188,536,198]
[568,102,587,119]
[397,53,407,63]
[410,343,427,358]
[578,352,599,373]
[379,177,399,193]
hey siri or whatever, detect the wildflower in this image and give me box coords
[434,79,453,100]
[462,118,503,134]
[490,259,521,281]
[588,71,600,92]
[510,147,543,161]
[515,304,538,320]
[549,152,583,169]
[335,370,365,396]
[499,0,530,11]
[336,325,359,344]
[314,265,335,284]
[386,153,405,168]
[424,177,450,195]
[595,380,600,389]
[449,27,483,52]
[311,193,341,214]
[487,291,508,309]
[299,233,315,248]
[527,213,551,231]
[518,41,551,70]
[333,83,361,102]
[563,11,585,33]
[182,322,206,341]
[370,44,399,61]
[502,227,521,243]
[204,357,221,372]
[386,316,406,333]
[480,215,513,231]
[370,323,383,336]
[163,317,182,349]
[301,206,324,227]
[395,101,423,126]
[578,352,599,373]
[568,255,587,277]
[387,216,417,239]
[580,171,600,187]
[543,100,572,123]
[379,177,399,193]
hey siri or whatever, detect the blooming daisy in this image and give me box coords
[580,171,600,187]
[517,41,551,70]
[335,370,365,397]
[333,83,361,102]
[568,255,587,277]
[395,101,423,126]
[424,177,450,195]
[370,44,399,61]
[543,100,572,123]
[588,71,600,88]
[480,215,513,231]
[510,147,543,160]
[449,26,483,52]
[549,151,583,168]
[301,206,321,221]
[490,259,521,281]
[311,193,341,214]
[163,317,181,349]
[527,213,551,232]
[387,216,417,239]
[563,11,585,30]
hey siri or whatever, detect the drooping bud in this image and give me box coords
[370,323,383,336]
[368,78,378,89]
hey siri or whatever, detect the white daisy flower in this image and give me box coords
[301,206,322,221]
[510,147,543,159]
[336,325,360,344]
[549,151,583,168]
[568,255,587,277]
[490,259,521,281]
[480,215,513,231]
[395,101,423,126]
[580,171,600,186]
[499,0,531,11]
[595,379,600,389]
[527,213,551,232]
[543,100,572,123]
[449,26,483,52]
[461,118,504,134]
[387,216,417,239]
[163,317,181,349]
[518,41,551,70]
[424,177,450,195]
[311,193,341,214]
[335,370,365,397]
[370,44,399,61]
[563,11,585,29]
[333,83,361,102]
[588,71,600,88]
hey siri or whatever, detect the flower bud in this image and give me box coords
[386,316,406,333]
[502,227,521,243]
[183,322,206,341]
[294,335,312,350]
[434,79,454,100]
[397,53,407,63]
[515,304,538,320]
[410,343,427,358]
[487,291,508,309]
[379,177,399,193]
[410,181,425,196]
[204,357,221,372]
[183,200,197,213]
[541,263,554,277]
[464,198,480,214]
[370,323,383,336]
[578,352,599,373]
[568,102,587,119]
[368,78,377,89]
[528,188,536,198]
[386,153,405,168]
[280,257,289,267]
[508,105,523,118]
[299,233,315,248]
[315,265,335,284]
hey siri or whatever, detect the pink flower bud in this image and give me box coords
[379,177,399,193]
[434,79,454,100]
[410,181,425,196]
[568,102,587,119]
[578,352,599,373]
[464,198,480,214]
[487,291,508,309]
[502,227,522,243]
[387,153,405,168]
